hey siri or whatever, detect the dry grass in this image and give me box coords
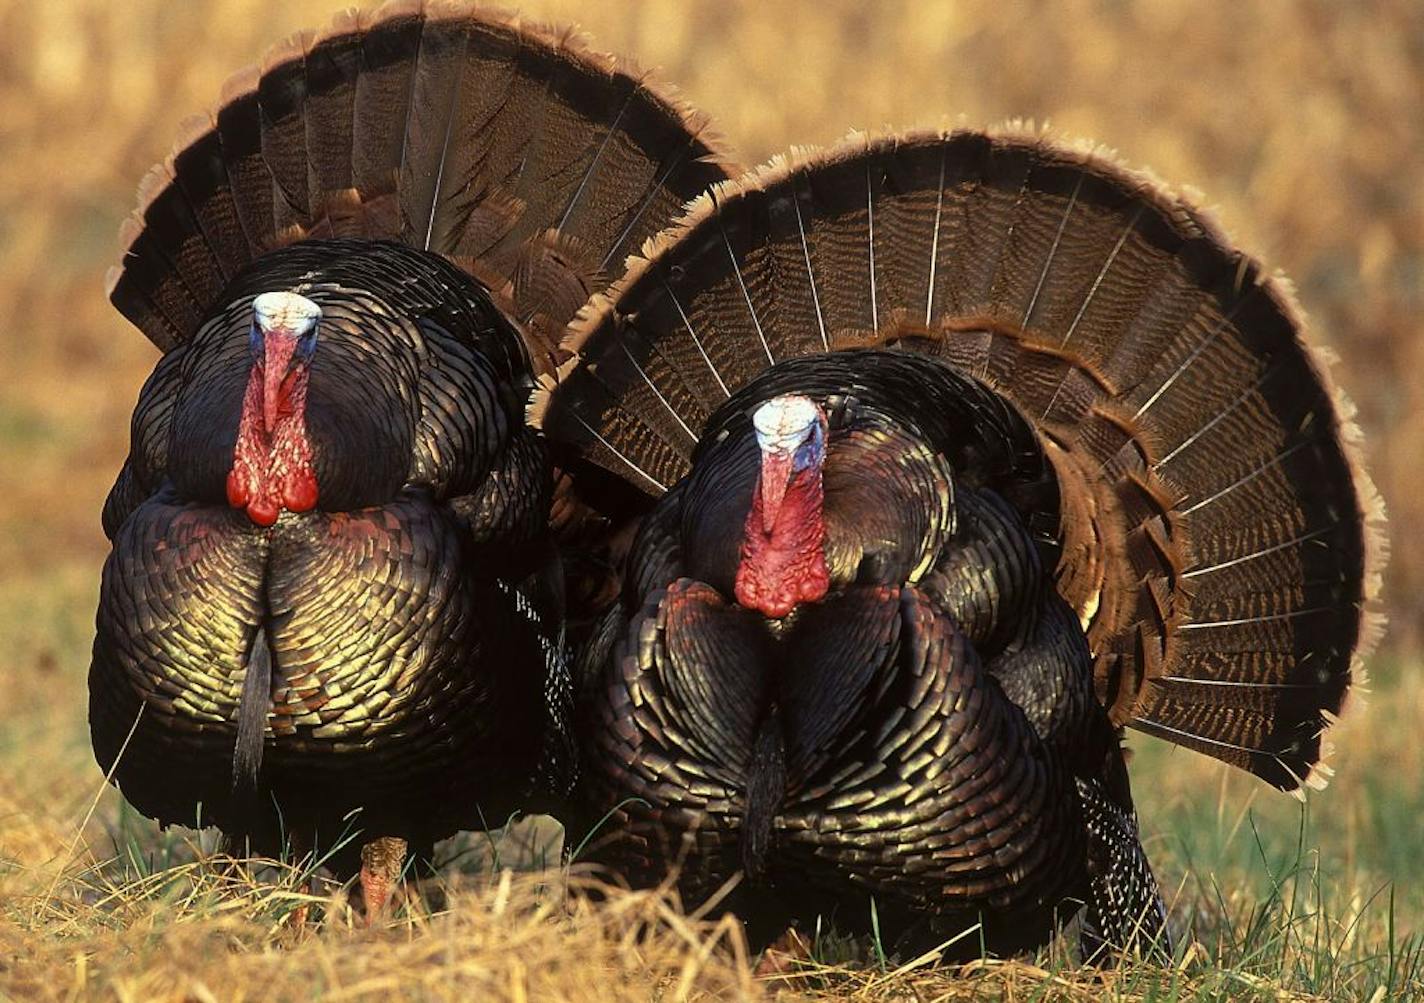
[1,0,1421,999]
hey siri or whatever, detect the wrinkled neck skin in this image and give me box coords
[226,332,318,527]
[734,462,830,619]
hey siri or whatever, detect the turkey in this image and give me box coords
[534,130,1384,957]
[91,1,733,917]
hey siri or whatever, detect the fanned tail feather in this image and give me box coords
[108,1,737,361]
[534,128,1385,792]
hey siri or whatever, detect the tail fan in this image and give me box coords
[533,129,1385,792]
[107,1,737,367]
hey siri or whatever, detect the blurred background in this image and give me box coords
[0,0,1420,962]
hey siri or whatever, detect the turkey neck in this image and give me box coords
[735,464,829,619]
[227,330,317,527]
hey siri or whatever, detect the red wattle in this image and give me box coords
[228,346,316,527]
[226,470,248,508]
[247,498,280,527]
[283,470,318,512]
[735,465,829,619]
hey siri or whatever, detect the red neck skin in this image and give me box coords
[226,331,318,527]
[734,458,830,619]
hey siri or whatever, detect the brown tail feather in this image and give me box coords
[534,128,1385,793]
[302,15,362,207]
[109,1,737,358]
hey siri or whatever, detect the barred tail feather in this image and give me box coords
[108,1,737,361]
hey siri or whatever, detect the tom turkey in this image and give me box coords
[91,2,733,916]
[536,130,1383,956]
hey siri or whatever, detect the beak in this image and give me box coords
[758,449,794,533]
[261,330,299,435]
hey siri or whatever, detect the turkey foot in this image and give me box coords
[282,832,315,939]
[285,895,311,939]
[358,835,409,925]
[753,926,812,980]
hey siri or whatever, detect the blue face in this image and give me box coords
[293,323,317,363]
[248,319,319,369]
[791,418,826,474]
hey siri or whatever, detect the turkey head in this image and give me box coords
[226,291,322,526]
[733,395,830,618]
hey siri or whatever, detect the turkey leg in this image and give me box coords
[358,835,409,924]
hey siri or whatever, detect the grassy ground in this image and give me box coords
[1,0,1420,999]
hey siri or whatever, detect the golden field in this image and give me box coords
[0,1,1420,999]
